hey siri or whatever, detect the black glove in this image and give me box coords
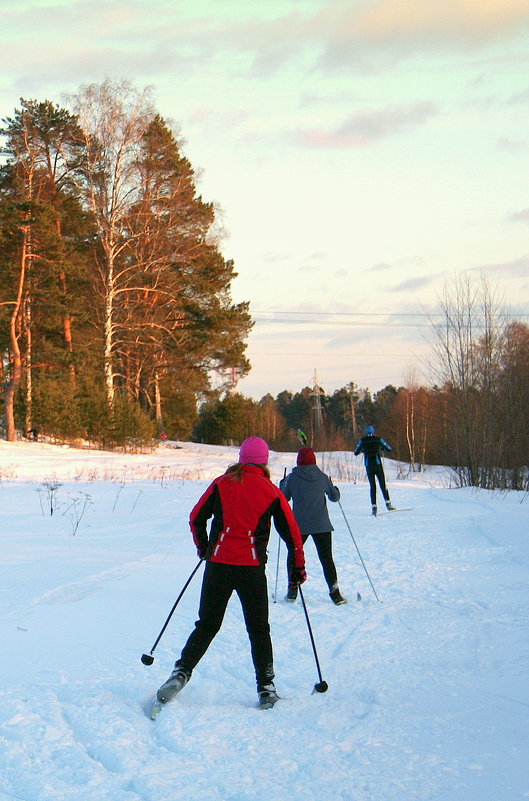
[196,545,208,559]
[290,565,307,585]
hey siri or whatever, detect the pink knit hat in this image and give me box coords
[239,436,269,465]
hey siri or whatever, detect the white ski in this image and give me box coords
[376,507,414,516]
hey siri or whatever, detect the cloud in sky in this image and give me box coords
[390,273,446,293]
[227,0,529,74]
[4,1,529,88]
[339,0,529,43]
[1,2,220,88]
[497,136,528,152]
[506,86,529,105]
[474,255,529,277]
[507,208,529,224]
[366,262,394,273]
[293,102,437,148]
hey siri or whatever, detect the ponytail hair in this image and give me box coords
[225,463,271,481]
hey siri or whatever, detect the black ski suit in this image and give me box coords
[354,434,392,506]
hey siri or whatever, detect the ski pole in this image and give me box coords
[141,558,205,665]
[297,583,328,694]
[273,535,281,602]
[273,467,287,602]
[338,499,381,603]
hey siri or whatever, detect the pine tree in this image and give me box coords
[120,114,252,433]
[0,99,91,439]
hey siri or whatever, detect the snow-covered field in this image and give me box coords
[0,439,527,801]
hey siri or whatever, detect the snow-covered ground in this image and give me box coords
[0,439,527,801]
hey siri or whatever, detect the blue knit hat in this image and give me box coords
[365,425,375,436]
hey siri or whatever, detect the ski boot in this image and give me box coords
[258,683,280,709]
[329,584,348,605]
[386,501,396,511]
[371,505,377,516]
[156,666,190,705]
[285,584,298,602]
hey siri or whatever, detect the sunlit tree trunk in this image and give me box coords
[154,371,164,434]
[5,220,30,441]
[24,292,33,433]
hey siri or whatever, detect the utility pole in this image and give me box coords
[310,369,324,434]
[350,390,357,437]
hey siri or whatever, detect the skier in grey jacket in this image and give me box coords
[280,448,346,605]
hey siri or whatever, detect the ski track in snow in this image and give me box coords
[0,440,528,801]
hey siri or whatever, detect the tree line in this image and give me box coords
[0,80,251,447]
[195,276,529,492]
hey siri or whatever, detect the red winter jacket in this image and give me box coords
[189,464,305,567]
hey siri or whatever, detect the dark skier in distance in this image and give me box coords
[354,425,395,516]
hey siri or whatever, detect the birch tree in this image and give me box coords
[67,79,156,407]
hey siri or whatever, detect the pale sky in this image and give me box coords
[2,0,529,399]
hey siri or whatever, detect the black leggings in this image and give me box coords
[177,561,274,690]
[287,532,337,590]
[367,465,389,505]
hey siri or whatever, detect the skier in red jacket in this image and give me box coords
[156,437,306,710]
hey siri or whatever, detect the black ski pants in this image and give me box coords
[367,464,390,505]
[286,532,338,590]
[177,561,274,691]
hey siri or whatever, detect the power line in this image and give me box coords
[252,309,529,316]
[251,309,529,320]
[250,309,529,329]
[252,318,431,328]
[248,351,412,357]
[252,309,438,317]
